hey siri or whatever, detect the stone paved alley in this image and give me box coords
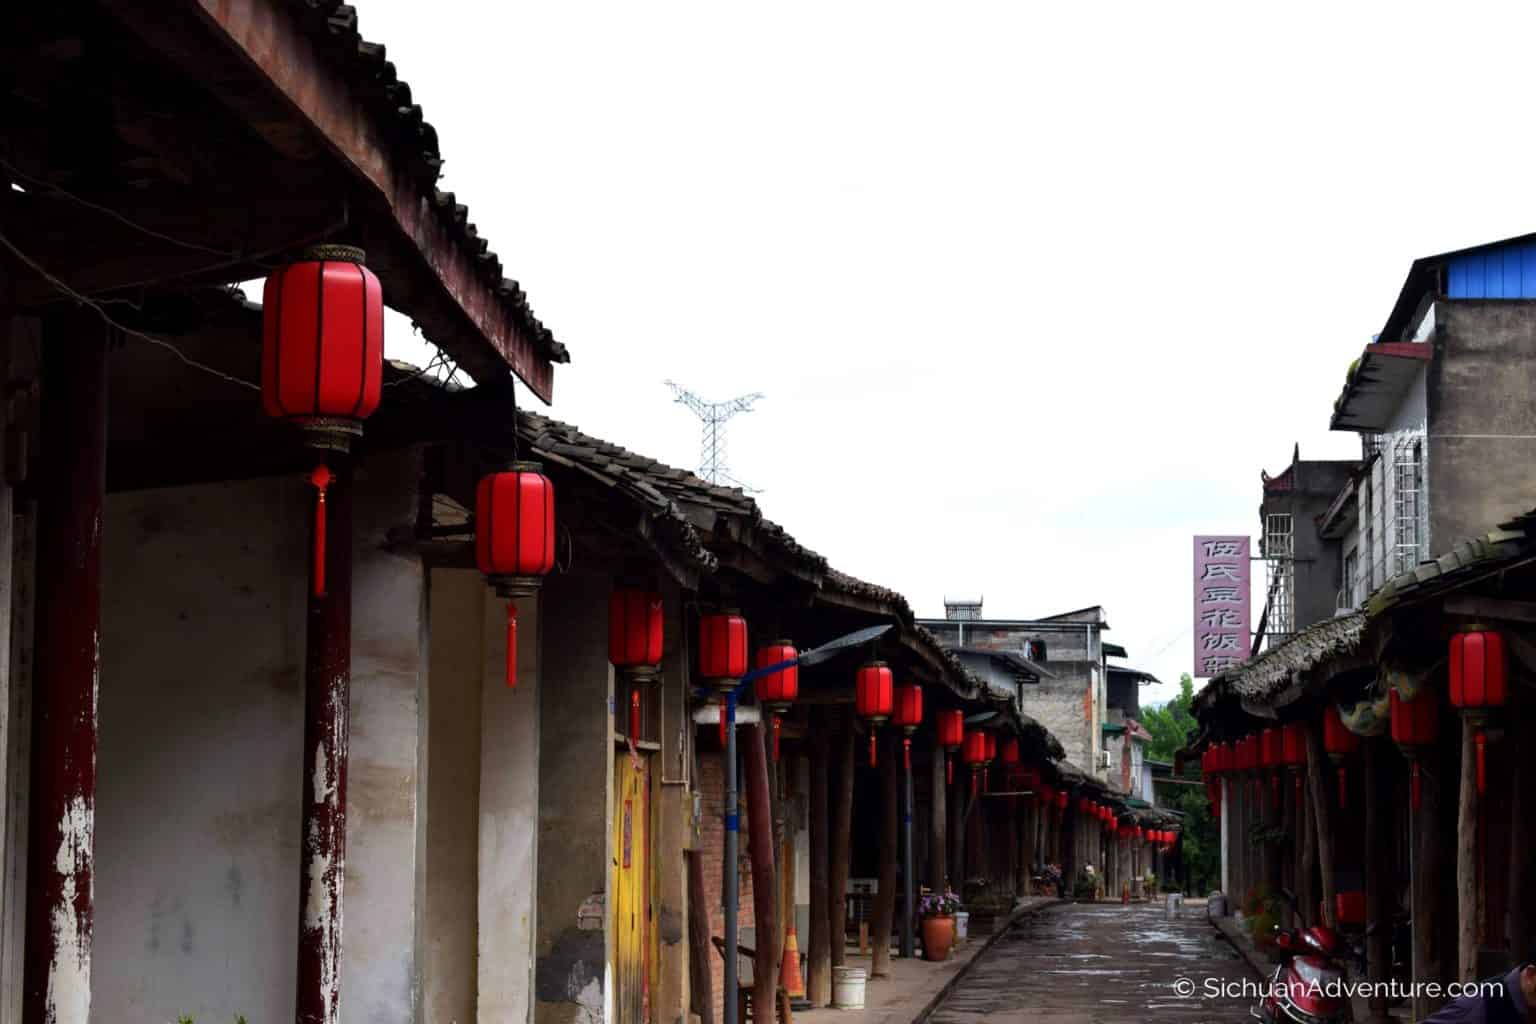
[927,902,1256,1024]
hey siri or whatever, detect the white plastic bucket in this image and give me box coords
[954,911,970,940]
[832,966,867,1009]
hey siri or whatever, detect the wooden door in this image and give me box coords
[613,750,653,1024]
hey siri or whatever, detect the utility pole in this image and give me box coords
[665,381,764,488]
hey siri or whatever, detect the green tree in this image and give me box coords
[1141,673,1197,763]
[1142,674,1220,892]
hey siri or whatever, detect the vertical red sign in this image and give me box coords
[1193,535,1251,677]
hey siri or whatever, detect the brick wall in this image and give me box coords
[697,751,755,1024]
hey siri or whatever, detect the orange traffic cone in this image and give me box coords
[780,925,806,998]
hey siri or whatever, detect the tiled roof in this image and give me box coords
[296,1,566,363]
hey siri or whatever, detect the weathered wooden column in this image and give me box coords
[871,734,898,977]
[296,459,353,1024]
[1299,771,1316,925]
[1364,739,1392,1023]
[22,315,107,1024]
[828,712,854,969]
[744,725,779,1019]
[1304,716,1338,928]
[1507,690,1536,967]
[1413,739,1453,1021]
[928,747,947,894]
[1280,767,1296,927]
[808,714,832,1005]
[1456,716,1477,980]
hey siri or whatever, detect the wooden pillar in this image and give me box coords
[950,771,964,893]
[1507,690,1536,968]
[808,714,831,1006]
[1280,769,1296,927]
[828,713,854,969]
[1304,717,1338,928]
[1413,738,1453,1021]
[1364,739,1392,1023]
[871,734,897,977]
[295,459,353,1024]
[1290,769,1305,926]
[928,747,947,894]
[687,851,716,1024]
[22,316,107,1024]
[1456,716,1477,981]
[1299,769,1317,926]
[743,725,779,1018]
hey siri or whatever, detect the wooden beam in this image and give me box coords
[743,725,779,1023]
[1457,716,1478,980]
[807,715,831,1006]
[686,851,715,1024]
[1444,595,1536,626]
[1364,740,1392,1023]
[928,745,947,894]
[827,711,854,970]
[870,733,897,977]
[101,0,559,399]
[1304,718,1339,928]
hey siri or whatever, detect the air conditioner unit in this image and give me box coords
[1096,750,1112,770]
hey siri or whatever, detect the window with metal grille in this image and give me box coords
[1393,437,1424,574]
[1264,513,1294,648]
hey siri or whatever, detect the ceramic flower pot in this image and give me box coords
[922,914,956,962]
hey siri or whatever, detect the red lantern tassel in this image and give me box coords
[971,771,978,800]
[903,737,911,772]
[630,690,641,739]
[1411,763,1421,811]
[1294,773,1301,803]
[772,716,781,762]
[869,732,877,768]
[309,464,332,598]
[505,602,517,689]
[947,754,954,786]
[1337,766,1347,808]
[719,702,726,747]
[1476,728,1487,795]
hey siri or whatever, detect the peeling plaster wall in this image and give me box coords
[423,568,484,1023]
[477,587,541,1022]
[534,568,614,1024]
[92,450,426,1022]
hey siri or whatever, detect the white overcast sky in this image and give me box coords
[362,0,1536,704]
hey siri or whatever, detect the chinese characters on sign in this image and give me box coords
[1193,535,1251,678]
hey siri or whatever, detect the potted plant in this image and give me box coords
[918,889,962,962]
[1041,863,1063,897]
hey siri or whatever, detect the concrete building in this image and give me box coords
[1255,449,1358,640]
[920,602,1116,788]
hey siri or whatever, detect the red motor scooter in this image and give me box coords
[1251,892,1362,1024]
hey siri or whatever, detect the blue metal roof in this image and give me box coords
[1379,230,1536,342]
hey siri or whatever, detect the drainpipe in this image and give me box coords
[22,316,107,1024]
[296,462,353,1024]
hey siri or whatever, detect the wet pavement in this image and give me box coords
[927,901,1257,1023]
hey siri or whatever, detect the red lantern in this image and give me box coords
[755,642,799,762]
[962,729,988,798]
[892,683,923,771]
[1281,722,1306,801]
[1000,736,1020,766]
[938,709,965,784]
[1260,727,1283,796]
[1056,789,1068,811]
[1323,704,1360,807]
[1390,688,1439,810]
[610,589,664,675]
[262,246,384,600]
[1450,629,1508,794]
[700,612,748,745]
[475,464,556,689]
[856,661,894,766]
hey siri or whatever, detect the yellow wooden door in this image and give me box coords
[613,751,652,1024]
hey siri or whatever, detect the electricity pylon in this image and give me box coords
[664,381,764,489]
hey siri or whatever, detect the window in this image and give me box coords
[1264,513,1294,647]
[1360,475,1374,592]
[1393,437,1424,574]
[1026,639,1047,662]
[1341,548,1359,609]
